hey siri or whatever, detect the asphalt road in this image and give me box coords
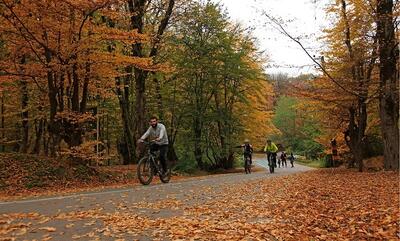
[0,156,314,240]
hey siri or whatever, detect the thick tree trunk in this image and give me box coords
[116,77,135,164]
[32,117,44,154]
[1,93,4,152]
[80,62,90,113]
[344,107,366,171]
[127,0,147,159]
[134,70,147,143]
[45,47,59,156]
[340,0,372,171]
[126,0,175,162]
[376,0,399,170]
[71,62,80,112]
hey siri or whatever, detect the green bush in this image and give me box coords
[173,155,198,174]
[234,154,244,168]
[296,157,328,168]
[364,134,384,158]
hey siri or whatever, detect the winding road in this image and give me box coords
[1,156,314,240]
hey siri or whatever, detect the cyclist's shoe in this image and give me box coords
[161,169,169,177]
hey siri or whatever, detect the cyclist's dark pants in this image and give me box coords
[159,144,168,172]
[267,152,277,167]
[244,152,252,164]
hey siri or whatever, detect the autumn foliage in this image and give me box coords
[0,0,156,157]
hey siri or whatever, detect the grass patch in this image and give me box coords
[296,158,328,168]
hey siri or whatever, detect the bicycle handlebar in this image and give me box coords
[138,140,157,145]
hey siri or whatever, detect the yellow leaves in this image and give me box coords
[236,78,278,149]
[38,217,51,224]
[96,26,148,44]
[65,223,75,228]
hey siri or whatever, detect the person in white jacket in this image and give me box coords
[138,116,169,174]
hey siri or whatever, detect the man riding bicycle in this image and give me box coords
[138,116,168,175]
[264,139,278,169]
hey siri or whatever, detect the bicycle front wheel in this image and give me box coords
[137,156,154,185]
[268,160,274,173]
[160,168,171,183]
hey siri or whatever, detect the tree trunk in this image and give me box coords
[116,77,135,164]
[344,107,366,171]
[19,56,29,153]
[71,61,80,112]
[45,47,59,156]
[340,0,371,171]
[1,93,4,152]
[134,69,147,145]
[80,62,90,113]
[32,117,44,154]
[376,0,399,170]
[193,119,204,169]
[127,0,175,161]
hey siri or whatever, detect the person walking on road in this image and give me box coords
[277,151,282,168]
[281,151,287,167]
[289,152,295,168]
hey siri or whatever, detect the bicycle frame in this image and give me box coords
[144,142,163,175]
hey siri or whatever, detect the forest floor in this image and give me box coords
[0,155,398,240]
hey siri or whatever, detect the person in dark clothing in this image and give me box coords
[236,139,254,164]
[331,138,338,166]
[281,151,287,167]
[288,152,295,168]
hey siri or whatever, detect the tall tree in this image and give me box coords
[0,0,153,157]
[116,0,175,164]
[376,0,399,169]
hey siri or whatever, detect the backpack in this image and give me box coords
[244,144,252,154]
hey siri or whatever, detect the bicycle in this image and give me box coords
[137,141,171,185]
[267,152,276,173]
[244,154,252,174]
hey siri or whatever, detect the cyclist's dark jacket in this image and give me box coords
[244,144,253,155]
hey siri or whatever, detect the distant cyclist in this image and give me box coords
[264,139,278,169]
[236,139,254,164]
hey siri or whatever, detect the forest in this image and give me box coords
[0,0,398,172]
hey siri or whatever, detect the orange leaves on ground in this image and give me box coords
[14,169,396,240]
[141,170,397,239]
[38,226,56,232]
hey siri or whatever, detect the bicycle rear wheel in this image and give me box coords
[268,160,274,173]
[245,157,251,174]
[137,156,154,185]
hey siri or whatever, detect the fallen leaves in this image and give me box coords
[38,227,56,232]
[0,169,398,240]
